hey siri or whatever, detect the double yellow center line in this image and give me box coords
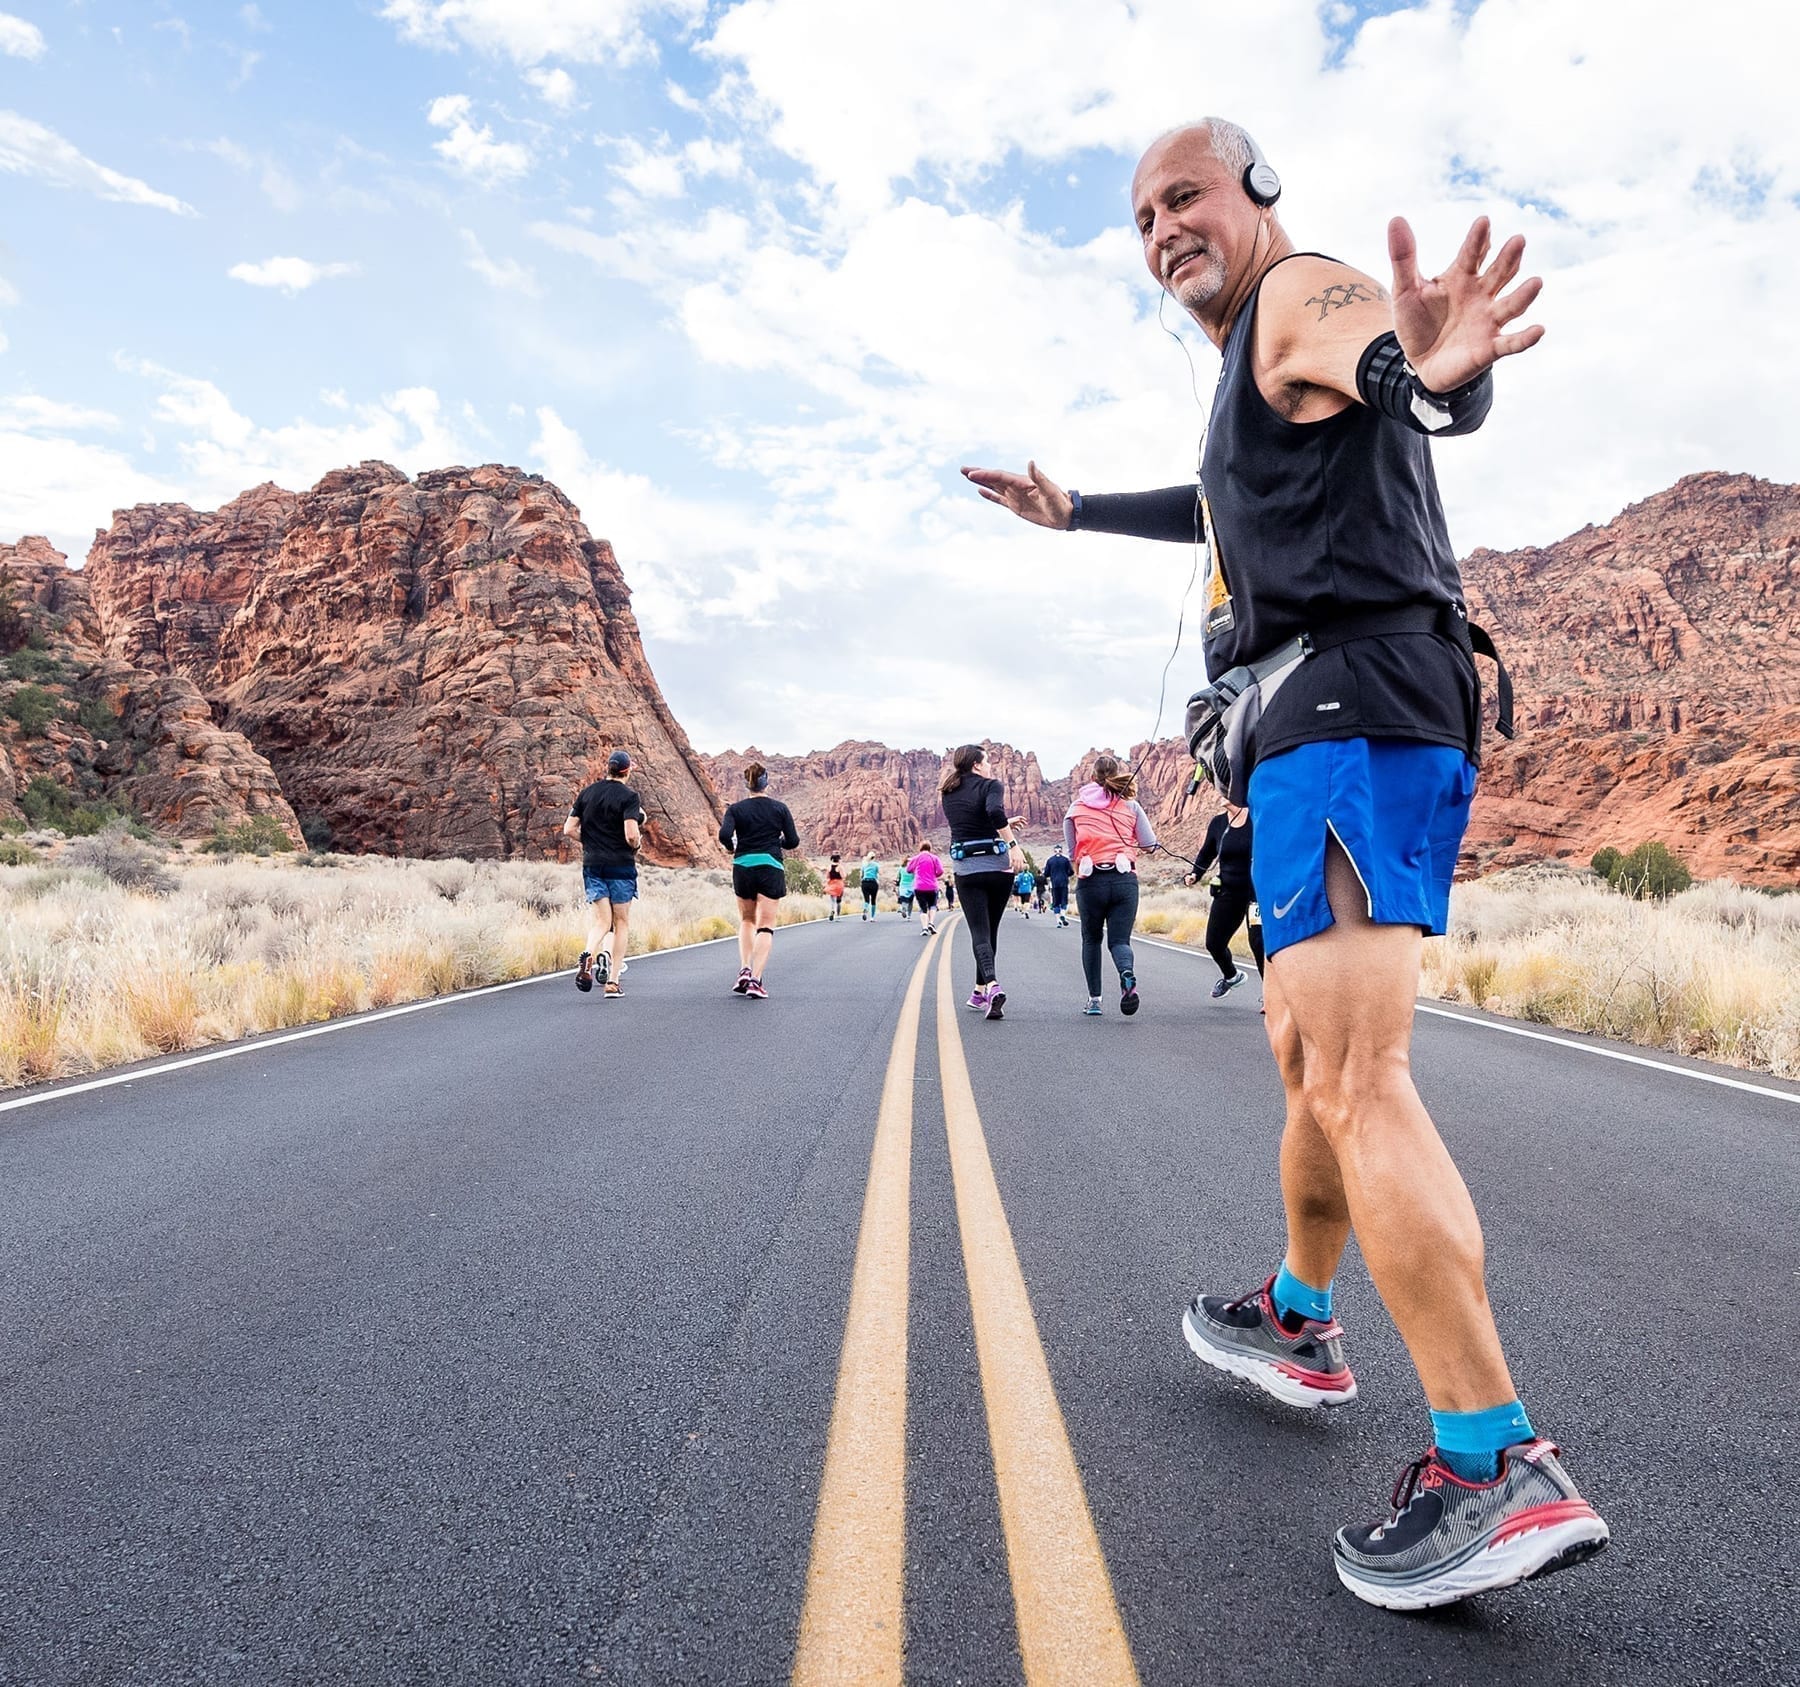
[793,920,1140,1686]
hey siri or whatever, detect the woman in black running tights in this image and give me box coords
[719,761,799,1000]
[940,744,1025,1021]
[1187,800,1264,999]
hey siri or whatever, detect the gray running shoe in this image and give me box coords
[593,948,611,990]
[1334,1439,1609,1611]
[1182,1277,1357,1410]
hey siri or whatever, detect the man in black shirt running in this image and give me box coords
[962,119,1607,1610]
[563,749,644,998]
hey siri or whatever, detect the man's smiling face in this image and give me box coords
[1131,127,1257,318]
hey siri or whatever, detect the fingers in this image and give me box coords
[1387,215,1421,295]
[1479,232,1528,301]
[1493,323,1546,360]
[1493,274,1543,326]
[1454,215,1492,274]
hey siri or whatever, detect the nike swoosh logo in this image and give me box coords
[1272,891,1303,919]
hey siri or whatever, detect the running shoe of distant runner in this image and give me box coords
[1332,1440,1609,1611]
[1182,1276,1357,1409]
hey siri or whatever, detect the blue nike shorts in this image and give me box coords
[582,870,638,905]
[1247,738,1476,960]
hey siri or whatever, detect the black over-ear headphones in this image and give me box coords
[1241,130,1282,207]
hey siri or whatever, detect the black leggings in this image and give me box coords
[861,879,878,908]
[955,873,1013,985]
[1076,871,1140,997]
[1206,885,1266,978]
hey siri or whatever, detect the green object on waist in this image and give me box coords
[735,852,784,870]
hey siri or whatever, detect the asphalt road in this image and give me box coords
[2,908,1795,1686]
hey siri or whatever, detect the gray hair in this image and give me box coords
[1147,117,1255,181]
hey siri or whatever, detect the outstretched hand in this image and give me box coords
[1388,215,1543,394]
[960,460,1073,530]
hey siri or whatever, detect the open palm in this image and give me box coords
[1389,215,1544,394]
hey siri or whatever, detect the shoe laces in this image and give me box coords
[1388,1450,1453,1516]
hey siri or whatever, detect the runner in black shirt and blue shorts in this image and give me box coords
[718,761,799,1000]
[962,118,1607,1610]
[564,749,644,999]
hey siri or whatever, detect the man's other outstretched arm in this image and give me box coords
[960,461,1198,542]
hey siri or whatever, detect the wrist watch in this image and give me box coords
[1067,489,1083,532]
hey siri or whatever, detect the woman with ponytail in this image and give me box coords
[1064,754,1158,1016]
[718,761,800,999]
[940,743,1026,1020]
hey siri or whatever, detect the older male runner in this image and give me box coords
[962,118,1608,1610]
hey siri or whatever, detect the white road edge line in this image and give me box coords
[1136,935,1800,1108]
[1,920,829,1117]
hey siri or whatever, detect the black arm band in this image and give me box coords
[1355,332,1493,437]
[1066,484,1200,543]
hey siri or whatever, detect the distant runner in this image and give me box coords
[1013,864,1035,918]
[1064,755,1156,1016]
[907,841,945,937]
[826,854,845,920]
[718,760,799,999]
[963,117,1606,1607]
[564,749,643,1000]
[859,851,880,920]
[897,860,916,920]
[1187,801,1266,998]
[1043,845,1074,927]
[940,744,1025,1020]
[942,875,956,912]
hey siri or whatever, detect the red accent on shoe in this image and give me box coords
[1488,1499,1602,1547]
[1272,1358,1356,1390]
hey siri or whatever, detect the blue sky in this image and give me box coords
[3,0,1796,768]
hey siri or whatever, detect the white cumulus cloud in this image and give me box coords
[524,66,578,109]
[426,92,530,181]
[0,12,45,58]
[0,110,196,215]
[227,256,359,293]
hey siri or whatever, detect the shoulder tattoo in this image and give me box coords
[1304,280,1388,320]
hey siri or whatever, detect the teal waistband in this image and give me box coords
[735,852,783,870]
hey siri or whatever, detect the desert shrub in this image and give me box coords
[298,811,334,851]
[203,813,295,856]
[1611,841,1692,901]
[5,685,59,737]
[6,646,61,682]
[60,822,178,896]
[0,838,35,866]
[0,569,25,656]
[76,695,121,739]
[429,859,474,902]
[18,776,122,836]
[1590,846,1622,882]
[785,855,824,896]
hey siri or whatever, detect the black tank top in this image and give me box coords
[1199,255,1478,763]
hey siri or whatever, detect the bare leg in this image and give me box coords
[751,895,779,976]
[1263,963,1352,1292]
[736,895,757,969]
[586,899,611,956]
[607,902,632,965]
[1268,838,1516,1411]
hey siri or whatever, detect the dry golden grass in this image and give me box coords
[0,855,826,1089]
[1140,866,1800,1078]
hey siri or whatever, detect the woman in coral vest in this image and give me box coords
[1063,754,1158,1016]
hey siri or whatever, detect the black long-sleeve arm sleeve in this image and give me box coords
[780,804,800,851]
[1075,485,1201,543]
[1190,814,1225,878]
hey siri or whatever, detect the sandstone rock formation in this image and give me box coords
[702,741,1072,857]
[0,537,298,841]
[1461,472,1800,882]
[83,463,723,863]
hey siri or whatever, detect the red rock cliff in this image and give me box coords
[83,463,723,862]
[0,537,298,840]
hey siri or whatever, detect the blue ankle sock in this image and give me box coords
[1430,1401,1535,1483]
[1270,1261,1332,1326]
